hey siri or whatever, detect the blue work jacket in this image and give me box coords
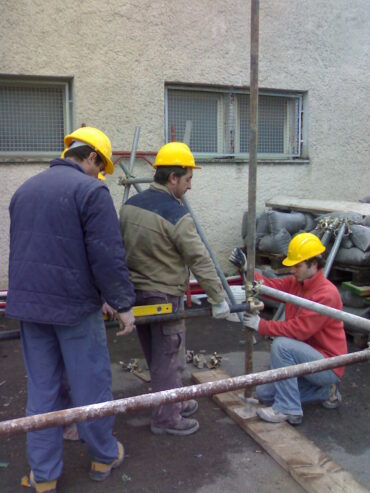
[6,158,135,325]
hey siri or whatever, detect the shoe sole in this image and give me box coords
[151,421,200,436]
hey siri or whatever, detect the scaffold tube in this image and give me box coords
[0,349,368,437]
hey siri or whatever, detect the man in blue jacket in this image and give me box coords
[6,127,136,493]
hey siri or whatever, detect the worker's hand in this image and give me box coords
[211,299,230,319]
[229,247,248,272]
[116,309,135,336]
[243,312,260,331]
[102,302,116,320]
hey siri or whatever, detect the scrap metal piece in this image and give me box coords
[186,350,195,363]
[193,354,207,369]
[120,359,140,373]
[207,352,223,369]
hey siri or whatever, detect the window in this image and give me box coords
[0,77,72,155]
[165,85,303,159]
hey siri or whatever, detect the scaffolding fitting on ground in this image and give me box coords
[0,348,368,438]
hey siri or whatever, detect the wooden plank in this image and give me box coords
[265,196,370,216]
[193,369,369,493]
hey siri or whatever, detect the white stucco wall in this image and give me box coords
[1,0,369,288]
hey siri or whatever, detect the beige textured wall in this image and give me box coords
[1,0,369,288]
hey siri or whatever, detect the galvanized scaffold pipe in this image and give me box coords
[0,304,252,341]
[244,0,260,393]
[258,284,370,333]
[0,349,368,437]
[323,222,346,277]
[182,196,245,323]
[121,126,140,205]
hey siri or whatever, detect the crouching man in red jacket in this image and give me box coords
[243,233,348,425]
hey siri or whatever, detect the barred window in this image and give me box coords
[165,85,303,159]
[0,78,71,154]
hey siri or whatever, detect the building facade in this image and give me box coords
[0,0,369,287]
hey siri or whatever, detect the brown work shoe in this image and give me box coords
[151,417,199,436]
[181,399,199,417]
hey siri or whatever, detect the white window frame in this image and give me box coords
[0,77,72,156]
[165,84,304,160]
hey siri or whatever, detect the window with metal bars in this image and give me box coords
[165,85,303,159]
[0,78,71,155]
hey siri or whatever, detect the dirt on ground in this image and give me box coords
[0,314,369,493]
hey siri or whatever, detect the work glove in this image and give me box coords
[229,247,248,272]
[211,299,231,319]
[243,312,260,331]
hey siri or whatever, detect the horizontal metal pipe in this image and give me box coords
[0,303,251,341]
[0,349,368,437]
[121,177,153,185]
[259,284,370,333]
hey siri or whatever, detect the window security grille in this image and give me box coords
[166,86,302,158]
[0,81,68,153]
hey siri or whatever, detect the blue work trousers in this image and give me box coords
[256,337,340,416]
[20,310,118,482]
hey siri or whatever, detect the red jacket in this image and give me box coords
[256,269,347,377]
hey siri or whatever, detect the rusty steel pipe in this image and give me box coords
[244,0,260,395]
[0,349,368,437]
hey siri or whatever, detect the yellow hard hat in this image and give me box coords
[154,142,201,169]
[62,127,114,175]
[283,233,326,266]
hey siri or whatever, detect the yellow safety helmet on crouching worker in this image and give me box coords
[282,233,326,267]
[154,142,201,169]
[62,127,114,175]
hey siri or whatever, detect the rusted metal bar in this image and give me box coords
[0,349,368,437]
[258,284,370,333]
[244,0,260,394]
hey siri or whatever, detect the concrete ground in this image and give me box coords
[0,313,369,493]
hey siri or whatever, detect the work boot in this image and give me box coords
[21,470,57,493]
[322,383,342,409]
[89,441,124,481]
[256,406,302,425]
[181,399,198,417]
[151,417,199,436]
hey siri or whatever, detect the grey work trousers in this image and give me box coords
[135,290,186,427]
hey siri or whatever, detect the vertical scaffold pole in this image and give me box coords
[245,0,260,395]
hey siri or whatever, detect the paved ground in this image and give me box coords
[0,313,369,493]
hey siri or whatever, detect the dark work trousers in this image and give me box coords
[135,290,186,427]
[20,310,119,482]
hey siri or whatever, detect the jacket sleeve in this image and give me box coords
[80,185,136,311]
[258,289,337,341]
[172,214,226,303]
